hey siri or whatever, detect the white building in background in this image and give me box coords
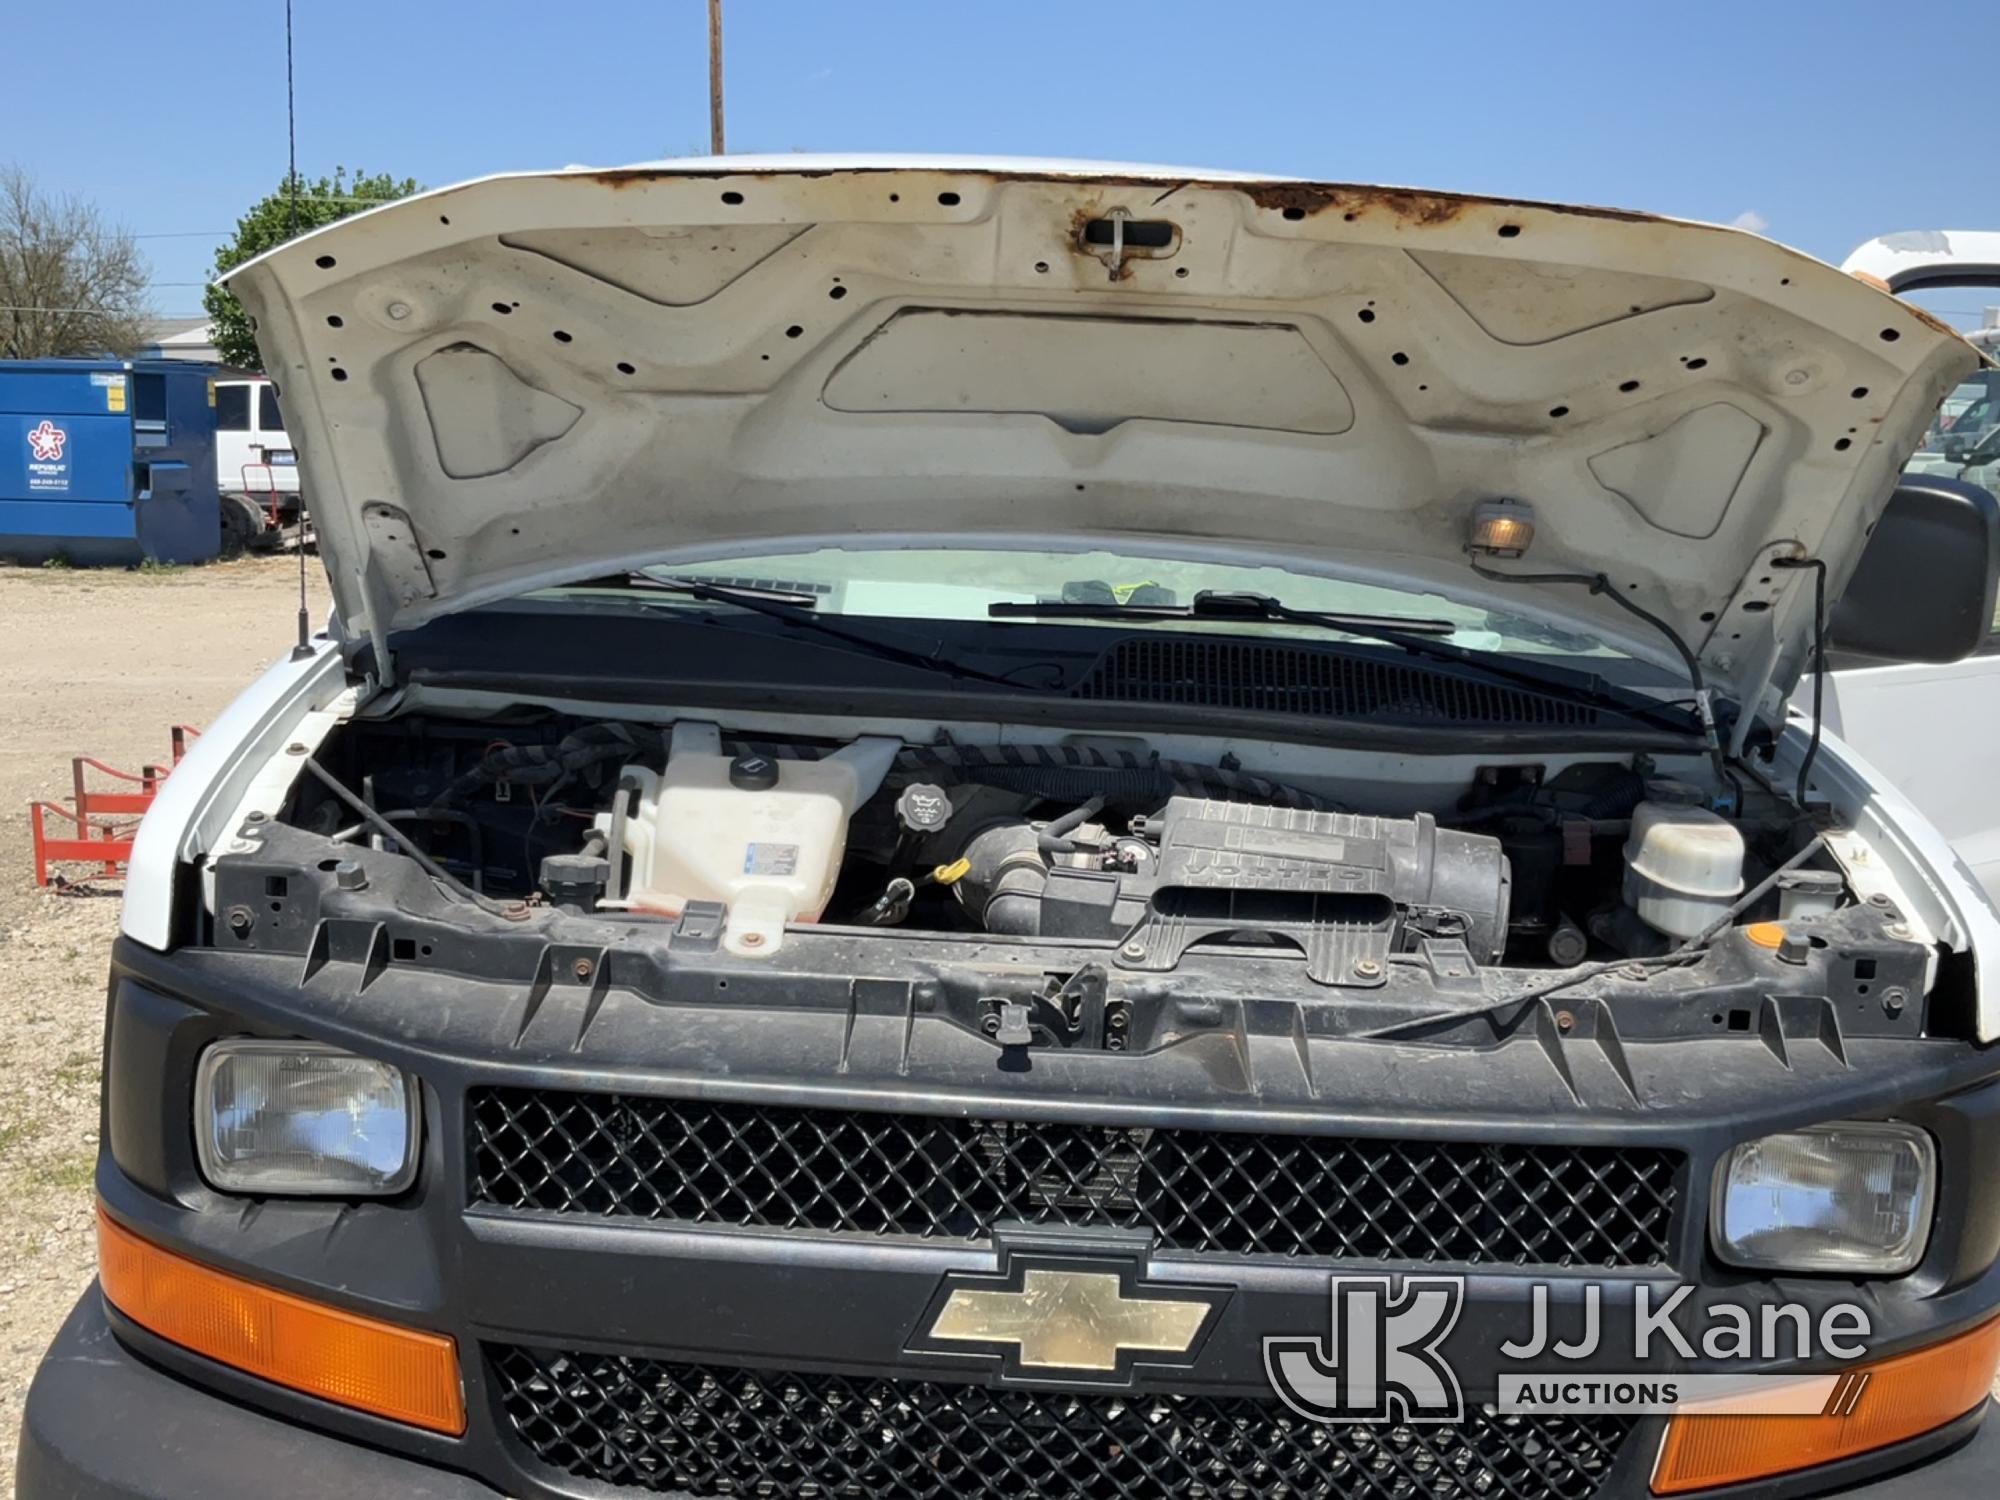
[136,317,220,364]
[1972,307,2000,356]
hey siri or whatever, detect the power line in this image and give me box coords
[126,192,403,243]
[0,304,150,316]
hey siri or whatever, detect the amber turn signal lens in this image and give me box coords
[1652,1313,2000,1493]
[96,1208,465,1435]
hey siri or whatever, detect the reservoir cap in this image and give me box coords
[729,753,780,791]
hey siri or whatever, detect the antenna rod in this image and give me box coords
[707,0,726,155]
[285,0,313,662]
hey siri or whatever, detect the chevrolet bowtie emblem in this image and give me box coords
[912,1241,1228,1384]
[931,1268,1209,1371]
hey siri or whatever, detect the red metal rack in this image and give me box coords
[28,726,200,888]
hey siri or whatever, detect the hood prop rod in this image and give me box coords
[1771,556,1828,808]
[1467,558,1740,812]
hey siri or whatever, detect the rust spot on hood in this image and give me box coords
[1896,298,1963,340]
[579,164,859,190]
[1242,179,1667,229]
[587,170,670,190]
[564,163,1675,231]
[1246,183,1468,226]
[1242,183,1349,218]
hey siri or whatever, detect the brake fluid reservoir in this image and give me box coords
[1622,786,1746,940]
[614,723,901,957]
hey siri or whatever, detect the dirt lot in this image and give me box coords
[0,556,329,1489]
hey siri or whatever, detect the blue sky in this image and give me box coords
[10,0,1999,326]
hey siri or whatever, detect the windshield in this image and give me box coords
[541,546,1631,659]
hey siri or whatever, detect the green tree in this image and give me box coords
[205,167,420,370]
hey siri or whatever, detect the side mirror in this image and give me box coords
[1829,475,2000,664]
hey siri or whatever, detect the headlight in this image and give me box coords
[1712,1121,1935,1274]
[195,1041,418,1195]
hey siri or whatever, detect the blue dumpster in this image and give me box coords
[0,358,219,565]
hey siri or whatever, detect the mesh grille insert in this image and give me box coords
[1071,637,1600,725]
[469,1090,1679,1268]
[490,1346,1635,1500]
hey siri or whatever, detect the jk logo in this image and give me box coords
[1264,1276,1466,1423]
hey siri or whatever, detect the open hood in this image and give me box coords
[226,157,1978,722]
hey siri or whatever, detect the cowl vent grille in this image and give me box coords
[1071,637,1598,725]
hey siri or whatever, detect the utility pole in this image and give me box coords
[708,0,725,155]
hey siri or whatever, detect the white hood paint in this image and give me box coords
[226,157,1978,719]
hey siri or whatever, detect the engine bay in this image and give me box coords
[266,705,1854,982]
[177,689,1984,1071]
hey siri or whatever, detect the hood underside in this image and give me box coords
[225,156,1979,718]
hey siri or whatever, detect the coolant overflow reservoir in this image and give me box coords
[612,723,902,956]
[1622,789,1745,940]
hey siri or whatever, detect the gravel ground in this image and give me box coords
[0,556,328,1490]
[0,556,1992,1490]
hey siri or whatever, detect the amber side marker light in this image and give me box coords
[96,1207,465,1435]
[1652,1313,2000,1493]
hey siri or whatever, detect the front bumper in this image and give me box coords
[43,931,2000,1500]
[16,1292,498,1500]
[19,1289,2000,1500]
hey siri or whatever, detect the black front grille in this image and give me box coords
[1072,637,1600,726]
[490,1346,1633,1500]
[470,1090,1679,1267]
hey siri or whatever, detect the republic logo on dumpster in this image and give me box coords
[24,419,71,493]
[26,420,67,461]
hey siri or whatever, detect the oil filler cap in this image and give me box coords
[896,782,953,835]
[729,753,779,791]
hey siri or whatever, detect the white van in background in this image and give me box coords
[212,376,305,551]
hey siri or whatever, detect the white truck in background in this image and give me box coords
[1821,233,2000,903]
[211,375,307,553]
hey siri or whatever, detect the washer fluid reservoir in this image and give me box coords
[612,723,902,956]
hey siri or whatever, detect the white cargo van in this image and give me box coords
[211,375,302,551]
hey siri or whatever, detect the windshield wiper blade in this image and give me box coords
[574,574,824,607]
[989,592,1461,636]
[581,572,1037,691]
[991,590,1700,736]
